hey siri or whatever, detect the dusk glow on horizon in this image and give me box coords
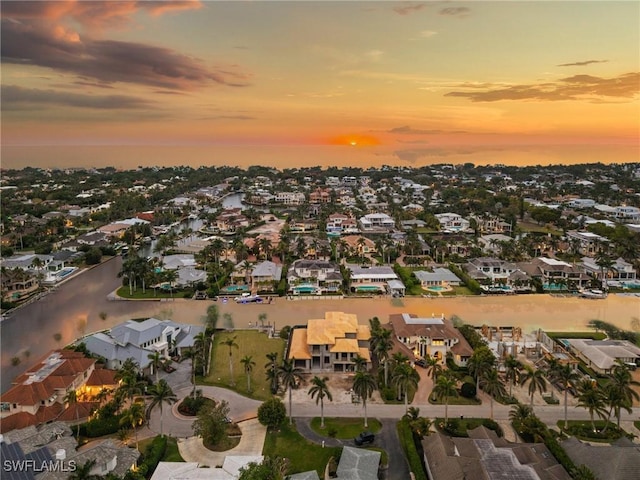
[1,0,638,169]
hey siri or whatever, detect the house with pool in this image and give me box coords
[347,264,405,296]
[414,268,461,292]
[287,259,343,295]
[387,313,473,366]
[287,311,371,372]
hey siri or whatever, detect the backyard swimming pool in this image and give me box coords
[221,285,249,293]
[57,267,76,279]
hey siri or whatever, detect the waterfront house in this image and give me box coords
[1,268,39,303]
[519,257,591,289]
[287,259,343,295]
[347,264,404,295]
[387,313,472,366]
[581,256,637,283]
[215,209,249,234]
[564,339,640,375]
[250,260,282,292]
[287,311,371,372]
[274,191,305,205]
[414,268,462,288]
[566,230,608,256]
[82,318,204,372]
[463,257,525,286]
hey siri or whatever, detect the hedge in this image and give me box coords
[397,418,427,480]
[79,414,124,438]
[140,435,168,479]
[448,264,482,295]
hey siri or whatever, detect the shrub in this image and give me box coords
[481,419,503,437]
[397,418,427,480]
[139,435,167,478]
[380,387,396,402]
[279,326,292,340]
[460,382,476,398]
[178,395,208,416]
[257,397,286,428]
[80,414,123,438]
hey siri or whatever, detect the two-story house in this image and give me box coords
[287,259,343,295]
[435,213,471,233]
[288,312,371,372]
[387,313,473,366]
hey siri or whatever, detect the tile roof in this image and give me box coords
[85,368,118,387]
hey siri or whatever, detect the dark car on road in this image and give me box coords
[354,431,375,446]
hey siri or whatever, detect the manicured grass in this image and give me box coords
[309,417,382,438]
[519,222,563,236]
[406,285,425,296]
[546,332,607,340]
[441,286,475,296]
[200,330,285,401]
[116,286,176,299]
[263,422,341,477]
[429,395,481,406]
[138,436,185,462]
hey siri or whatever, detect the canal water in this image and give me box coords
[2,255,639,392]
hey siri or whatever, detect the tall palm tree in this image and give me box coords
[147,379,177,436]
[504,355,522,398]
[392,363,420,413]
[467,346,495,394]
[606,364,640,428]
[352,371,376,428]
[372,327,393,386]
[241,355,256,392]
[119,401,145,451]
[64,389,81,440]
[549,364,580,430]
[480,368,506,420]
[520,365,547,408]
[147,351,163,383]
[163,269,179,298]
[183,347,199,397]
[308,376,333,428]
[265,352,279,394]
[222,335,239,386]
[576,378,607,432]
[278,358,304,424]
[432,372,458,423]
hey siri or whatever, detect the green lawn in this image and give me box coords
[309,417,382,438]
[138,436,185,462]
[116,286,177,299]
[519,222,563,236]
[200,330,285,401]
[441,286,475,296]
[263,422,341,477]
[429,395,481,406]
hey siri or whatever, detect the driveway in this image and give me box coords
[294,417,409,480]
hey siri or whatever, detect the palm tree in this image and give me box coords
[119,401,145,451]
[392,363,420,413]
[64,389,81,440]
[69,459,99,480]
[241,355,256,392]
[352,371,376,428]
[352,354,368,372]
[480,368,506,420]
[265,352,279,394]
[278,358,304,424]
[163,269,178,298]
[147,379,177,436]
[425,356,442,382]
[549,364,580,430]
[467,346,495,394]
[504,355,522,398]
[372,328,393,386]
[520,365,547,408]
[576,378,607,432]
[308,376,333,428]
[147,351,163,383]
[572,465,597,480]
[606,363,640,428]
[222,335,239,386]
[432,372,458,423]
[258,313,267,328]
[183,347,199,397]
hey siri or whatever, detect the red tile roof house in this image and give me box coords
[0,350,117,433]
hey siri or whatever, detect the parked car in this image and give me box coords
[415,358,427,368]
[354,431,375,446]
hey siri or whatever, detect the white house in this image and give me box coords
[359,213,395,230]
[435,213,470,233]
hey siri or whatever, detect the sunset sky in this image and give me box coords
[1,1,639,169]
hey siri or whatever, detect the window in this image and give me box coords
[432,339,444,346]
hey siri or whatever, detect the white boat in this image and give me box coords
[580,289,607,299]
[235,295,263,304]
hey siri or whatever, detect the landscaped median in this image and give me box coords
[309,417,382,438]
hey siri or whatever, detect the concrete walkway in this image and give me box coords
[178,418,266,467]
